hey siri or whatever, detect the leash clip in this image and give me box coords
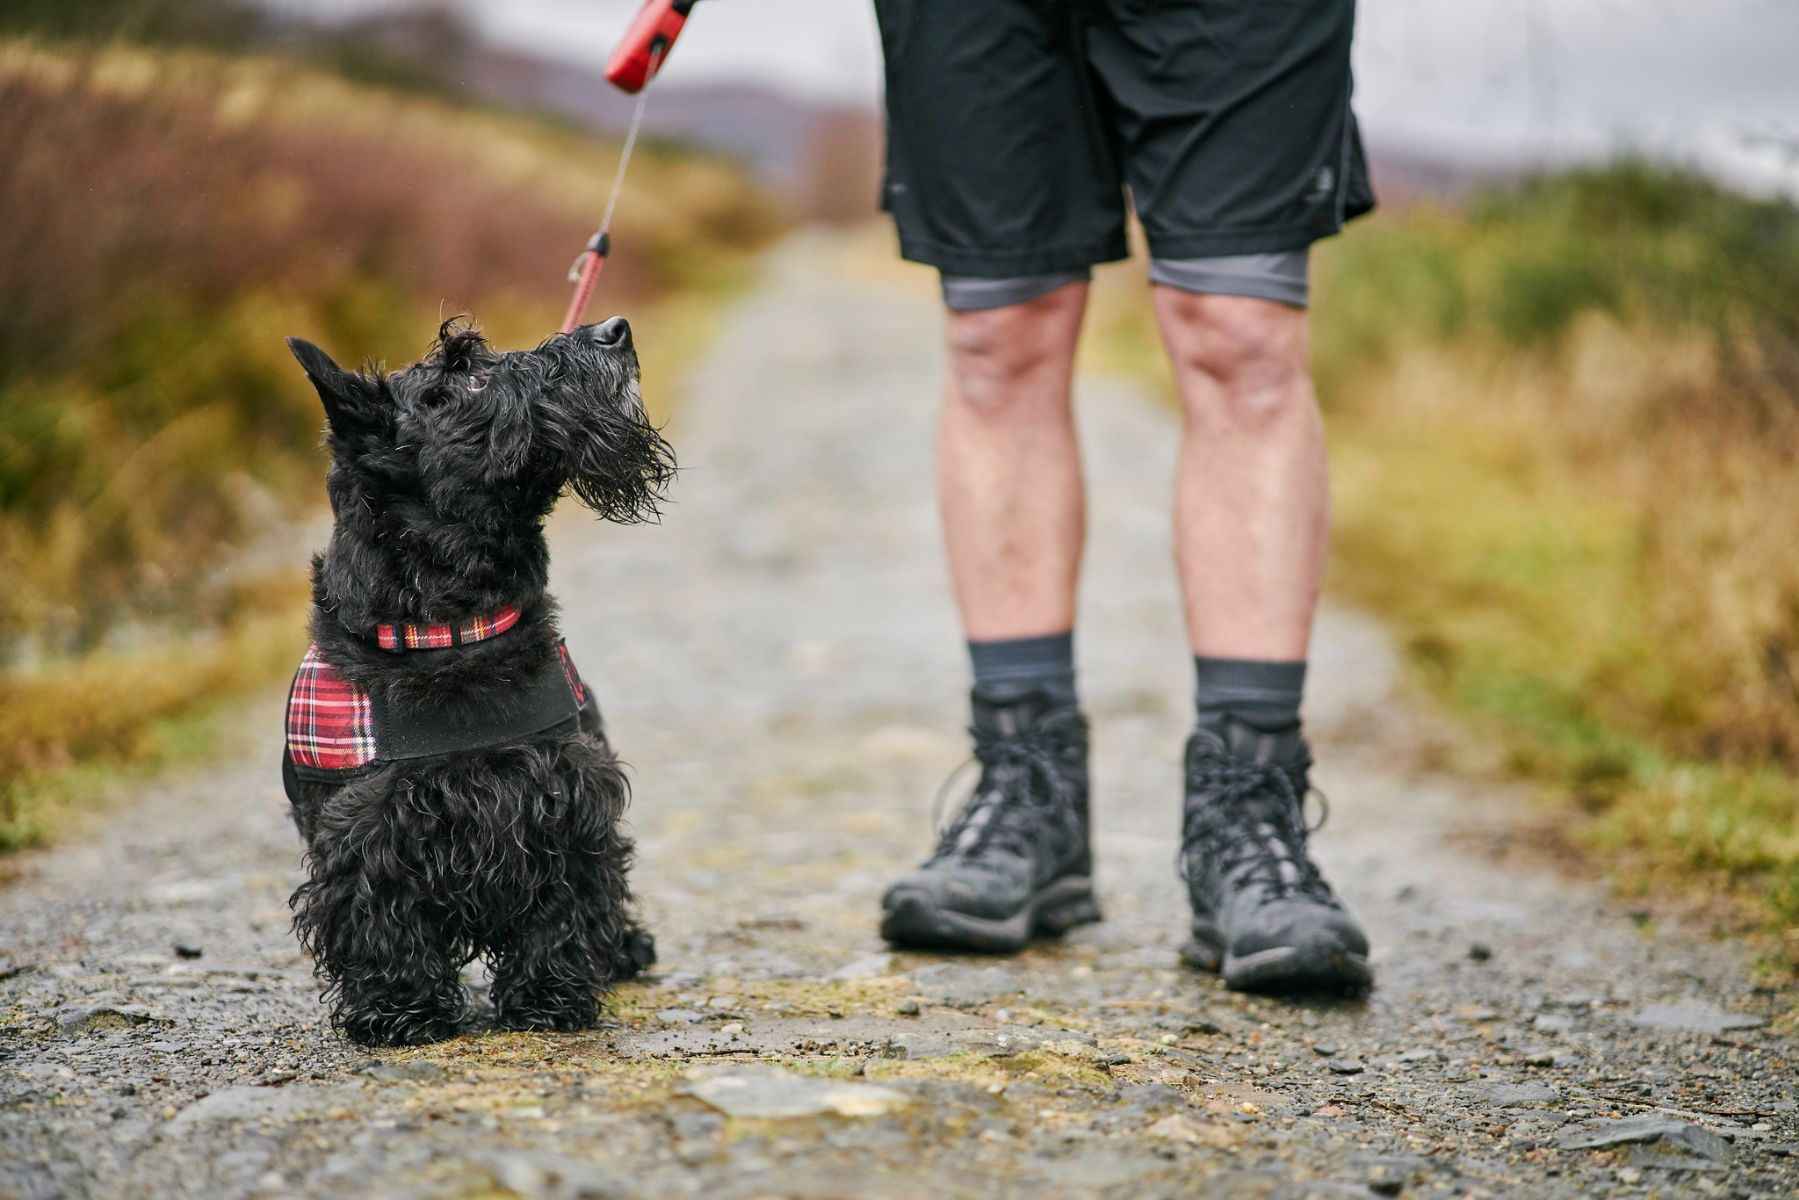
[566,232,612,284]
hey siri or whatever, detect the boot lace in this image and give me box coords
[1179,741,1335,904]
[929,722,1078,864]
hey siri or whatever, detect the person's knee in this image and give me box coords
[945,288,1082,419]
[1159,292,1311,430]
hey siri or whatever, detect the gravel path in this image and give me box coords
[3,231,1794,1199]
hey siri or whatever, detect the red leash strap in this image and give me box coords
[561,232,611,335]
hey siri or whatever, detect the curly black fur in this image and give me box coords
[283,318,669,1047]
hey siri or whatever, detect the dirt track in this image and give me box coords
[2,231,1794,1199]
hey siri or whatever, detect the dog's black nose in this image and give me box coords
[590,316,632,350]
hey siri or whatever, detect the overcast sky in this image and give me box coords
[271,0,1799,193]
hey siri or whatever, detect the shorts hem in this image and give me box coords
[1144,219,1349,260]
[894,233,1130,278]
[1148,272,1308,310]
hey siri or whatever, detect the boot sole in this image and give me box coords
[1183,923,1373,996]
[880,875,1100,954]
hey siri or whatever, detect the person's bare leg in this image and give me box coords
[879,281,1098,954]
[1153,290,1326,660]
[938,282,1089,641]
[1159,287,1370,995]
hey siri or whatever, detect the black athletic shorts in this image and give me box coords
[873,0,1375,277]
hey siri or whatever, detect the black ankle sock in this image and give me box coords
[1194,656,1306,732]
[969,631,1078,709]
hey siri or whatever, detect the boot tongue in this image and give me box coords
[1204,714,1307,766]
[970,687,1057,737]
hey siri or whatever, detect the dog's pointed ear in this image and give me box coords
[287,337,381,436]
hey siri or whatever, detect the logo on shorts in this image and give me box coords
[1310,165,1336,200]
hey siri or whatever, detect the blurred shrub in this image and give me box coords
[0,0,267,47]
[1310,164,1799,949]
[0,41,783,845]
[0,42,781,658]
[1089,160,1799,951]
[0,0,472,96]
[1315,164,1799,773]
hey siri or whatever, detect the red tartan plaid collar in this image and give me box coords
[374,604,521,652]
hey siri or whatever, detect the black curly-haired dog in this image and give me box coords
[279,316,670,1047]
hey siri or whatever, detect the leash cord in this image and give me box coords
[566,40,665,281]
[596,82,652,246]
[559,42,666,332]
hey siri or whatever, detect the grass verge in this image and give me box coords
[1090,163,1799,965]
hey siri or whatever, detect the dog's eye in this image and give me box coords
[466,373,488,394]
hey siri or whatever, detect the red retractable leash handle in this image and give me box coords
[560,0,700,334]
[606,0,696,94]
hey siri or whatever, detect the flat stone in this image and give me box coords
[1557,1113,1733,1163]
[1324,1059,1365,1075]
[57,1005,164,1036]
[1116,1084,1185,1117]
[883,1029,959,1060]
[166,1085,359,1131]
[949,1026,1095,1058]
[354,1060,445,1083]
[678,1065,910,1120]
[655,1008,705,1024]
[1143,1113,1238,1148]
[827,952,894,981]
[1622,1144,1730,1173]
[486,1150,628,1198]
[908,964,1022,1008]
[1482,1081,1559,1106]
[1627,1002,1766,1035]
[1354,1154,1435,1196]
[1392,1048,1443,1065]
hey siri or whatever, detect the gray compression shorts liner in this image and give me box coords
[939,272,1090,312]
[941,250,1310,312]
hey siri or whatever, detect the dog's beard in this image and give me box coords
[566,395,675,523]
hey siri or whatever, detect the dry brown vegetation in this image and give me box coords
[0,42,784,847]
[1094,164,1799,958]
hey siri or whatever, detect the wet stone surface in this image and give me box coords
[2,231,1796,1198]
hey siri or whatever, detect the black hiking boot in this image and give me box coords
[1179,718,1372,995]
[880,689,1100,953]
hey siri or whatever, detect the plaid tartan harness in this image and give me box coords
[282,604,592,800]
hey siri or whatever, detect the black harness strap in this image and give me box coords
[283,647,589,800]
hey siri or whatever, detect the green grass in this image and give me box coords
[1093,162,1799,964]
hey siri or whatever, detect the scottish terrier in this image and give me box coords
[280,316,671,1046]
